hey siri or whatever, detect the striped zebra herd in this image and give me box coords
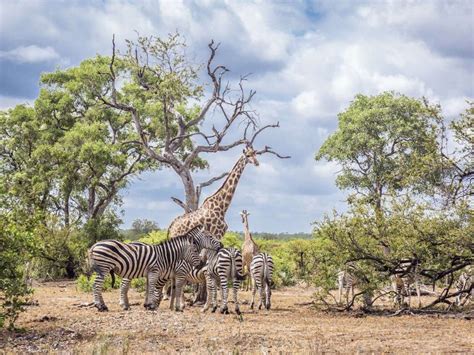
[337,262,473,308]
[88,226,274,314]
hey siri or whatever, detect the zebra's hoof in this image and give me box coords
[96,304,108,312]
[266,304,271,310]
[211,306,217,313]
[250,303,254,310]
[121,305,130,311]
[258,304,262,310]
[235,308,241,315]
[221,307,229,314]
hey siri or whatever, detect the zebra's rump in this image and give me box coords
[208,247,244,280]
[250,253,274,281]
[89,240,156,279]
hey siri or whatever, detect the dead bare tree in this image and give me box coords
[98,33,288,213]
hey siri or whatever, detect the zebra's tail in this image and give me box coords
[232,252,246,281]
[110,270,116,288]
[263,254,270,287]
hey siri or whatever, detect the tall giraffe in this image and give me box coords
[240,209,260,290]
[168,146,260,239]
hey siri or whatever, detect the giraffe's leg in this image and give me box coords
[119,278,131,310]
[93,271,108,312]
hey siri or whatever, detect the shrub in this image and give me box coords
[0,216,35,330]
[76,274,121,293]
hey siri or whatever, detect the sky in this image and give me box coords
[0,0,473,233]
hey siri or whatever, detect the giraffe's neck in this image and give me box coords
[243,218,254,242]
[202,155,247,214]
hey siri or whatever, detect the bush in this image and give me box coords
[0,216,35,330]
[76,274,121,293]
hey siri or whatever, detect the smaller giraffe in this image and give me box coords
[240,210,259,291]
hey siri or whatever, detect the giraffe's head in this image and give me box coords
[243,146,259,166]
[240,210,250,223]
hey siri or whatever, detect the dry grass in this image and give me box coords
[1,281,473,353]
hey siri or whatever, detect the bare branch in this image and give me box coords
[171,196,191,213]
[256,145,291,159]
[250,122,280,146]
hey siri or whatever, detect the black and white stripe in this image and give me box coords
[203,247,245,315]
[337,264,358,305]
[390,262,421,309]
[455,268,473,306]
[88,227,217,311]
[250,252,274,310]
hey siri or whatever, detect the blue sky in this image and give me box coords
[1,0,473,233]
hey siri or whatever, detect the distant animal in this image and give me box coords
[390,261,421,309]
[250,252,274,310]
[203,247,245,315]
[240,210,260,291]
[455,267,473,306]
[88,227,213,312]
[337,264,358,305]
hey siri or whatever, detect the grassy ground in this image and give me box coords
[1,281,473,353]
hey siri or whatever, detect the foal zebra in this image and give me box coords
[250,252,274,310]
[390,262,421,308]
[203,247,245,315]
[337,264,358,305]
[89,227,217,311]
[455,268,473,306]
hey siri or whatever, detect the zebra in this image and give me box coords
[88,227,218,312]
[250,252,274,310]
[168,241,223,312]
[337,264,358,305]
[203,247,245,315]
[390,262,421,309]
[455,267,473,306]
[336,263,372,308]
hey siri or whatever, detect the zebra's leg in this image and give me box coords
[169,277,176,311]
[250,276,257,310]
[233,280,241,315]
[202,274,212,312]
[220,275,229,314]
[265,280,272,310]
[144,271,160,310]
[210,277,218,313]
[258,280,265,310]
[415,279,421,308]
[174,276,186,312]
[93,272,108,312]
[119,278,131,310]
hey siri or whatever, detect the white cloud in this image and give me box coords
[0,45,59,63]
[1,1,472,232]
[0,96,32,110]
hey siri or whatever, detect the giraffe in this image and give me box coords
[240,209,259,290]
[165,146,259,302]
[168,146,260,239]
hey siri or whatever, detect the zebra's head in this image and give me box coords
[187,226,223,252]
[183,234,203,269]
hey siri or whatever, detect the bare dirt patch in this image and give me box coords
[1,281,473,353]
